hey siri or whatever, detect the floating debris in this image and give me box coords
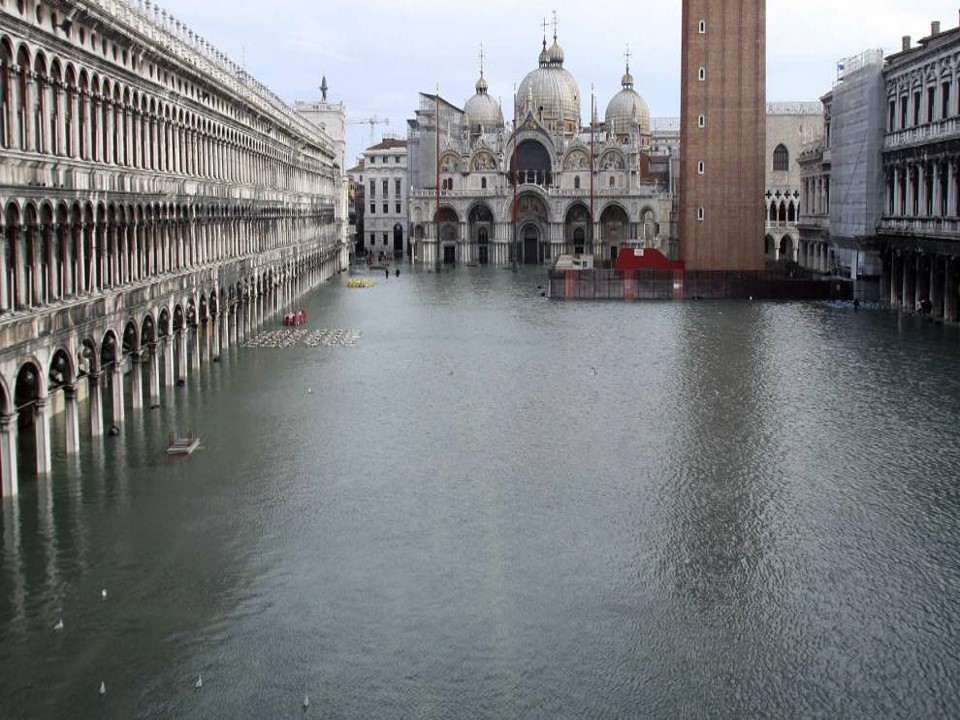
[347,278,376,289]
[242,329,362,350]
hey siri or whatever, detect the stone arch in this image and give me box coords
[48,346,75,391]
[513,139,553,187]
[599,203,629,244]
[564,202,591,250]
[121,318,139,358]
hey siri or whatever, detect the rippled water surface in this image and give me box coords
[3,267,960,719]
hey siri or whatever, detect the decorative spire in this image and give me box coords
[552,10,559,42]
[622,45,634,89]
[475,45,488,94]
[320,75,328,101]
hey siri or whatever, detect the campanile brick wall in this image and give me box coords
[679,0,766,271]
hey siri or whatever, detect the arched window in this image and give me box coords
[773,144,789,172]
[480,177,487,190]
[574,175,580,190]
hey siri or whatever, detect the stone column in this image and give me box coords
[190,326,200,371]
[931,258,944,320]
[130,353,143,410]
[890,253,900,307]
[214,311,224,355]
[916,255,928,308]
[88,373,104,438]
[24,74,37,152]
[163,336,175,387]
[177,331,187,382]
[945,257,958,323]
[33,397,52,476]
[0,414,18,498]
[64,384,80,455]
[111,362,125,425]
[148,344,161,407]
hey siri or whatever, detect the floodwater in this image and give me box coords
[2,267,960,718]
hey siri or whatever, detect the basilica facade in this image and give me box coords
[406,34,676,268]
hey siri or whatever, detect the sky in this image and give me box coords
[152,0,959,163]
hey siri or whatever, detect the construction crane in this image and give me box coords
[347,115,391,148]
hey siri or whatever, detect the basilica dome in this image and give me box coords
[605,64,650,136]
[464,72,504,130]
[517,37,581,133]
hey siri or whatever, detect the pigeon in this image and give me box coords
[303,694,310,710]
[195,674,203,690]
[99,681,106,696]
[54,615,64,631]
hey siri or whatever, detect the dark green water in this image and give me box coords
[2,267,960,718]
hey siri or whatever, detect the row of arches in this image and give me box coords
[0,250,338,497]
[767,199,797,224]
[0,196,336,314]
[0,33,333,194]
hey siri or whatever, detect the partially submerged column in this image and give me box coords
[149,344,161,406]
[111,363,125,425]
[88,373,104,438]
[0,414,17,498]
[177,331,187,382]
[34,397,52,476]
[130,353,144,410]
[163,336,175,387]
[64,385,80,455]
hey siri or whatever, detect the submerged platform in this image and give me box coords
[167,432,201,456]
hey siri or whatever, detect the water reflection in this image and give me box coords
[2,273,960,718]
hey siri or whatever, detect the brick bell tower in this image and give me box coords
[679,0,766,271]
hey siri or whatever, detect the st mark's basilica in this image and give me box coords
[406,29,677,268]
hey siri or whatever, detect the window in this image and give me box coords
[396,203,401,214]
[573,176,580,190]
[773,144,789,172]
[888,101,896,132]
[698,67,706,81]
[698,115,705,128]
[609,176,616,188]
[369,180,375,198]
[900,96,908,129]
[698,20,706,33]
[395,178,401,196]
[942,82,951,119]
[697,161,705,175]
[370,233,376,245]
[383,233,388,246]
[481,177,487,189]
[370,203,375,214]
[382,203,388,214]
[697,206,705,221]
[927,87,936,123]
[382,180,388,196]
[913,91,921,126]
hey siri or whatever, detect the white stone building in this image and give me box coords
[764,102,823,263]
[362,138,408,262]
[406,33,675,268]
[0,0,346,496]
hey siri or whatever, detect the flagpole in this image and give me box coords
[435,86,441,272]
[512,84,518,271]
[590,84,595,260]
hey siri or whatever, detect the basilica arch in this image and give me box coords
[468,203,495,265]
[564,203,591,256]
[600,203,630,260]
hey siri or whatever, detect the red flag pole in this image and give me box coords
[435,87,441,271]
[589,85,595,259]
[512,85,519,269]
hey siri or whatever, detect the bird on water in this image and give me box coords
[54,615,64,631]
[195,674,203,689]
[99,681,106,696]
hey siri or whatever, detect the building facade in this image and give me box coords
[406,34,675,268]
[0,0,346,496]
[765,103,824,264]
[679,0,766,272]
[881,23,960,317]
[798,19,960,308]
[362,138,408,262]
